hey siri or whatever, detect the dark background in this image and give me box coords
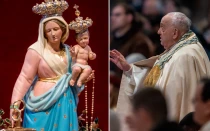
[0,0,108,130]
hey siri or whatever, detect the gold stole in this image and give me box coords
[143,30,197,87]
[143,65,161,87]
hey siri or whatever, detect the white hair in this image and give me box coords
[167,12,191,32]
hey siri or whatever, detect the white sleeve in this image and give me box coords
[123,64,149,95]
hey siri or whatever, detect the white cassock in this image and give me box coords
[116,32,210,131]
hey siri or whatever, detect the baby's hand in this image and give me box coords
[70,45,76,56]
[89,52,96,60]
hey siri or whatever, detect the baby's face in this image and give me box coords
[76,31,90,48]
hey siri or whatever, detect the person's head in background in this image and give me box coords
[193,77,210,127]
[110,72,121,110]
[111,3,142,37]
[141,0,163,32]
[110,110,121,131]
[152,121,184,131]
[179,112,201,131]
[126,87,168,131]
[142,0,164,17]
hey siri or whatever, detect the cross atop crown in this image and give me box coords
[73,4,80,17]
[73,4,79,10]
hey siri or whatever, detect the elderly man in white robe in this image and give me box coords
[110,12,210,131]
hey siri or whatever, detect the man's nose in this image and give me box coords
[157,28,161,35]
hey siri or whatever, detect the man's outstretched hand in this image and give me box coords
[110,50,131,71]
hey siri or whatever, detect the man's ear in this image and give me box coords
[173,28,179,39]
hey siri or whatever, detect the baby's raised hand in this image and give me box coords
[70,45,76,56]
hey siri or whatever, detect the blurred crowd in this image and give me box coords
[110,0,210,111]
[110,77,210,131]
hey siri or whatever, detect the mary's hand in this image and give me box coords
[10,109,22,128]
[85,70,95,83]
[10,100,24,128]
[110,49,131,71]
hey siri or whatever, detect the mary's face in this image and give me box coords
[44,21,63,44]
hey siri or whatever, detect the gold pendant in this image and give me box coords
[55,49,65,61]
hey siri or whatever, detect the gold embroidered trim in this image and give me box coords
[143,65,161,87]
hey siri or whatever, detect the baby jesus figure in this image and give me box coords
[69,29,96,87]
[69,4,96,87]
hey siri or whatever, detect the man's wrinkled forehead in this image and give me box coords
[160,15,172,26]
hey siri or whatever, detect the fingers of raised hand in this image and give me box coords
[118,56,125,62]
[70,45,75,51]
[110,50,118,59]
[113,49,125,59]
[110,57,117,64]
[70,49,75,54]
[110,50,125,60]
[71,50,75,54]
[72,46,75,50]
[112,49,121,56]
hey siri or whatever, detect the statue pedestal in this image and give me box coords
[3,128,36,131]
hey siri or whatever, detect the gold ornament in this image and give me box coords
[69,4,93,33]
[32,0,69,18]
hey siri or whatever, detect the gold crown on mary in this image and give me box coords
[69,4,93,33]
[32,0,69,18]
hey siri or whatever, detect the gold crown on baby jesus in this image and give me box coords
[69,4,93,33]
[32,0,69,18]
